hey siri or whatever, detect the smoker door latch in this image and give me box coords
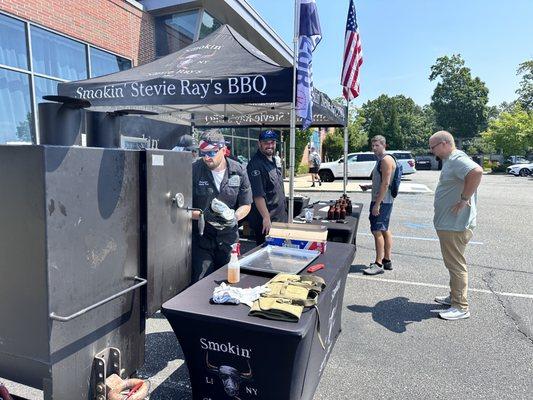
[93,347,123,400]
[171,192,185,208]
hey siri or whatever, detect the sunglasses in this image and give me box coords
[200,149,220,158]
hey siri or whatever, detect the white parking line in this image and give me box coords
[358,232,484,245]
[348,275,533,300]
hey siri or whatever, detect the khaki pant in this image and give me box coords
[436,229,473,311]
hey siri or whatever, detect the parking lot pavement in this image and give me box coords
[4,171,531,400]
[285,175,432,194]
[310,170,533,400]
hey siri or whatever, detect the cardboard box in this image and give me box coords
[266,222,328,253]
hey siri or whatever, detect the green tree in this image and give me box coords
[516,60,533,111]
[322,131,344,160]
[368,109,385,140]
[360,94,435,153]
[429,54,489,147]
[481,105,533,156]
[282,128,311,175]
[385,104,403,149]
[324,99,368,159]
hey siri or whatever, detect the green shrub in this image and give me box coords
[482,160,492,170]
[491,164,508,173]
[297,164,309,175]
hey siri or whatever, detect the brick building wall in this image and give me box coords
[0,0,155,65]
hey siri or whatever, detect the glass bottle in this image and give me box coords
[227,243,240,284]
[327,205,334,220]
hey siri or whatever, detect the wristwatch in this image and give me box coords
[460,193,470,202]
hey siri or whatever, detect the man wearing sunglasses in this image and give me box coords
[246,130,287,245]
[429,131,483,320]
[191,130,252,282]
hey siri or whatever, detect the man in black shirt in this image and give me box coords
[246,130,288,245]
[191,130,252,282]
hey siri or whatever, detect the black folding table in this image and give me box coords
[162,241,356,400]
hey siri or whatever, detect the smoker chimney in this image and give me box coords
[38,96,90,146]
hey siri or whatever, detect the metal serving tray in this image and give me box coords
[239,245,320,275]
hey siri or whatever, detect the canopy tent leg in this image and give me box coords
[288,0,300,221]
[343,100,350,195]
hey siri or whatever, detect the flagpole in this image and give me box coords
[289,0,300,221]
[343,99,349,195]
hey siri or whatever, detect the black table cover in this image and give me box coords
[162,241,356,400]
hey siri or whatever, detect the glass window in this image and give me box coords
[347,154,357,163]
[392,152,413,160]
[90,47,131,77]
[198,11,222,40]
[249,128,261,141]
[233,137,249,163]
[31,26,87,80]
[0,68,33,143]
[155,10,200,57]
[34,76,59,104]
[0,13,28,69]
[233,128,249,138]
[357,154,376,162]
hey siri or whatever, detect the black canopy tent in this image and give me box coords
[57,24,344,128]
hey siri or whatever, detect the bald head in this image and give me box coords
[430,131,455,147]
[429,130,456,158]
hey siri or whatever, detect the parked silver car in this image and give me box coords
[507,163,533,177]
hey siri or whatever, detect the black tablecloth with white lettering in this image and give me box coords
[162,241,356,400]
[296,201,363,248]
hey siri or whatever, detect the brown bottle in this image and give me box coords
[340,206,346,220]
[347,201,352,215]
[334,206,340,220]
[327,205,334,220]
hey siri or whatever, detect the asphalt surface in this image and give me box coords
[4,171,532,399]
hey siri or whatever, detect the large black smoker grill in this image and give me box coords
[0,103,194,399]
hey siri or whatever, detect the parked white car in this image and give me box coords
[318,151,416,182]
[507,163,533,177]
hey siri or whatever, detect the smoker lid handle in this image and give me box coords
[49,276,147,322]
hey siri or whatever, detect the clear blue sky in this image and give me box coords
[247,0,533,107]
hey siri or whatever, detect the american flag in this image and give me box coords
[341,0,363,101]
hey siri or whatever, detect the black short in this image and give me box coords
[309,167,319,173]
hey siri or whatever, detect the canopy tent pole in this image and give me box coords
[343,99,349,195]
[288,0,300,221]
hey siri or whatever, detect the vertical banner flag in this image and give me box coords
[296,0,322,129]
[341,0,363,100]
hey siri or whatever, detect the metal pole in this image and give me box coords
[289,0,300,221]
[343,99,350,195]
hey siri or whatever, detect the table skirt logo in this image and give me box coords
[200,338,252,359]
[205,351,253,399]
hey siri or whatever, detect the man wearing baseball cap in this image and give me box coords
[191,129,252,282]
[246,130,287,245]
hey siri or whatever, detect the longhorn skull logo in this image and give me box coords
[206,352,252,399]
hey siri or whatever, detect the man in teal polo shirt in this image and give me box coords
[429,131,483,320]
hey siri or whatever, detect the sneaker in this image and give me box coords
[434,295,452,306]
[439,307,470,320]
[311,183,316,187]
[362,263,384,275]
[383,260,393,270]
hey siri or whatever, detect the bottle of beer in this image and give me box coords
[340,206,346,220]
[334,206,340,220]
[327,205,334,220]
